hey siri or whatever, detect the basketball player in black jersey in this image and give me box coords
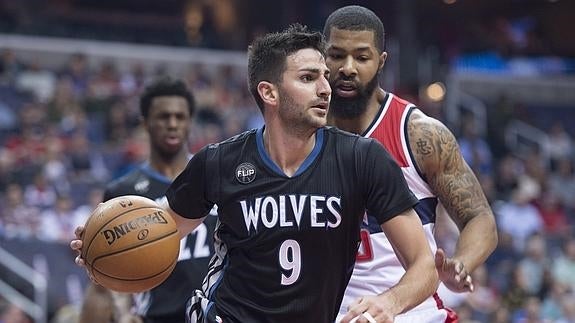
[73,25,438,323]
[79,77,216,323]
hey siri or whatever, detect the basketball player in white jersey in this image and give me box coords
[324,6,498,323]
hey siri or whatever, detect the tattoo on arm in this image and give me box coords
[409,116,490,230]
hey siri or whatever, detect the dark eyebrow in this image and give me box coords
[299,68,330,77]
[328,45,372,53]
[299,68,321,73]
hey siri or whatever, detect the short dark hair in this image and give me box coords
[248,23,326,112]
[323,5,385,52]
[139,77,195,118]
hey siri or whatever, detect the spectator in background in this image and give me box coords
[522,149,548,192]
[551,237,575,292]
[544,121,573,170]
[72,187,104,229]
[67,132,109,182]
[0,182,40,239]
[494,152,524,201]
[517,233,549,296]
[0,48,23,86]
[540,281,570,321]
[462,265,500,322]
[42,136,70,194]
[486,231,521,292]
[38,194,76,242]
[548,157,575,216]
[15,59,56,103]
[490,306,511,323]
[23,172,57,210]
[556,294,575,323]
[59,53,90,96]
[119,62,147,97]
[534,189,570,237]
[458,114,493,177]
[501,266,531,317]
[511,296,543,323]
[4,102,48,169]
[495,176,544,252]
[0,149,17,191]
[46,76,81,126]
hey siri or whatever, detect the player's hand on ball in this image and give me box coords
[435,248,474,293]
[339,295,395,323]
[70,225,99,284]
[70,225,86,266]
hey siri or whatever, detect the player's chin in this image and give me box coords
[159,144,184,155]
[311,107,328,120]
[311,115,327,128]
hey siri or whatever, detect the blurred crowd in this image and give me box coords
[0,49,258,240]
[1,46,575,323]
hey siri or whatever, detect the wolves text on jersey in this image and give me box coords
[239,194,342,233]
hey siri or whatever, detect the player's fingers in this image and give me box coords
[454,262,466,282]
[342,299,369,323]
[361,312,377,323]
[74,225,85,239]
[74,255,85,266]
[455,261,464,274]
[464,274,474,292]
[348,296,367,310]
[70,239,83,251]
[434,248,446,271]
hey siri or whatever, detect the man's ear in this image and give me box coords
[257,81,278,107]
[379,51,388,70]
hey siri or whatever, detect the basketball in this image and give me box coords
[81,195,180,293]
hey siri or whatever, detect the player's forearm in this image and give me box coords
[379,256,439,315]
[173,214,204,239]
[453,214,498,272]
[159,200,204,238]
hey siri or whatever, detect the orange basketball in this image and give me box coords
[81,195,180,293]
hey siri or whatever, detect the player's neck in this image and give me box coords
[262,125,317,177]
[148,149,189,180]
[328,88,385,135]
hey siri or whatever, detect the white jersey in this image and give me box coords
[338,93,456,323]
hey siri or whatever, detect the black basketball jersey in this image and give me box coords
[166,127,417,323]
[104,164,217,323]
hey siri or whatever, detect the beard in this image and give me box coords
[329,74,379,119]
[278,87,326,133]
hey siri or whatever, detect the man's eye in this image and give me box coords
[301,75,312,82]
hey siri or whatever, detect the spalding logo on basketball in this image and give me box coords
[81,195,180,293]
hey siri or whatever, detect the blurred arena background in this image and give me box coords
[1,0,575,322]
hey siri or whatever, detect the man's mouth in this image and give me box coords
[334,80,358,98]
[164,136,181,146]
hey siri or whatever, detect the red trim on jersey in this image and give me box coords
[433,293,459,323]
[356,229,374,262]
[367,95,411,167]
